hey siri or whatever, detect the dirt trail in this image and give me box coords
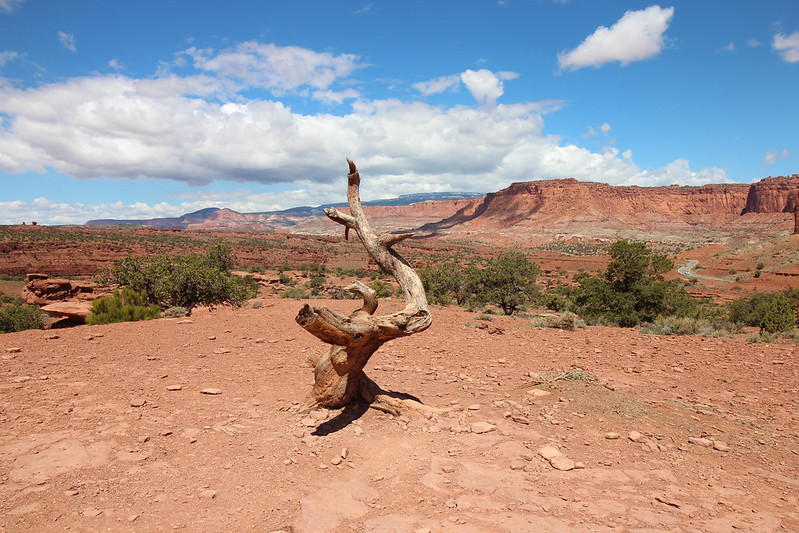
[1,298,797,532]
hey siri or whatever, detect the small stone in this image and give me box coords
[574,461,586,469]
[713,440,730,452]
[208,336,216,340]
[165,384,182,391]
[628,431,647,443]
[309,410,328,421]
[200,388,222,395]
[538,446,562,460]
[5,347,22,353]
[199,489,217,499]
[467,404,481,410]
[213,348,231,354]
[527,388,551,397]
[605,432,621,440]
[82,507,103,517]
[130,398,146,408]
[470,422,496,434]
[65,490,79,496]
[549,455,575,471]
[509,458,527,470]
[331,456,342,466]
[340,448,348,459]
[688,437,714,447]
[128,514,139,522]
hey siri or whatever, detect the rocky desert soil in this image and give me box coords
[1,297,797,533]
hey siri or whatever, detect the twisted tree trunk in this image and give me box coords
[295,158,436,415]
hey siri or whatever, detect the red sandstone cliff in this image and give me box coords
[742,175,799,214]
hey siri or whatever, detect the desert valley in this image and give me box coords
[1,175,798,532]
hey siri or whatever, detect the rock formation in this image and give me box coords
[742,175,799,214]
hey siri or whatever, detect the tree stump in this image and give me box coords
[294,158,440,416]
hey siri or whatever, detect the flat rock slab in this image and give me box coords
[293,478,378,533]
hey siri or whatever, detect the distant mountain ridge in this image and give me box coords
[85,192,484,230]
[85,176,799,240]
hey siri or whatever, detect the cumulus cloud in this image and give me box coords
[558,5,674,71]
[773,31,799,63]
[459,69,514,107]
[0,41,729,224]
[181,42,364,93]
[58,31,76,52]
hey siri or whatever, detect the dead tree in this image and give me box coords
[295,158,439,416]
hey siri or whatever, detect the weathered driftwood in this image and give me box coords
[294,158,440,416]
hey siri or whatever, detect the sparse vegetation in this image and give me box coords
[420,252,540,315]
[87,288,161,325]
[0,297,47,333]
[96,244,256,314]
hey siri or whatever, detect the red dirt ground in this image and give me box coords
[1,297,797,532]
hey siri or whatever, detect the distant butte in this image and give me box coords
[84,175,799,243]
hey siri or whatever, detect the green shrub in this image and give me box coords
[572,240,696,327]
[96,244,255,313]
[0,300,47,333]
[251,300,264,309]
[760,294,795,333]
[369,279,394,299]
[87,288,161,325]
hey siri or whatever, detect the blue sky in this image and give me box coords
[0,0,797,225]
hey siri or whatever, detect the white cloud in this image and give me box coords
[313,88,360,105]
[631,159,727,187]
[720,42,735,53]
[460,69,505,107]
[747,38,761,48]
[412,75,461,96]
[762,148,789,165]
[558,5,674,71]
[773,31,799,63]
[0,0,24,14]
[0,50,21,67]
[58,31,76,52]
[0,46,729,225]
[182,42,364,93]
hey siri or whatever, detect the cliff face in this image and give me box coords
[743,175,799,214]
[86,175,798,239]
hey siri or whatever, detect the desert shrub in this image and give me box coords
[0,274,24,282]
[727,290,798,329]
[641,316,736,337]
[545,311,586,331]
[760,293,795,333]
[369,279,394,299]
[251,300,264,309]
[0,299,47,333]
[96,244,255,313]
[87,288,161,325]
[163,306,189,318]
[571,240,696,327]
[279,286,310,299]
[479,252,541,315]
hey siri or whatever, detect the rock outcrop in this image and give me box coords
[742,175,799,214]
[22,274,114,326]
